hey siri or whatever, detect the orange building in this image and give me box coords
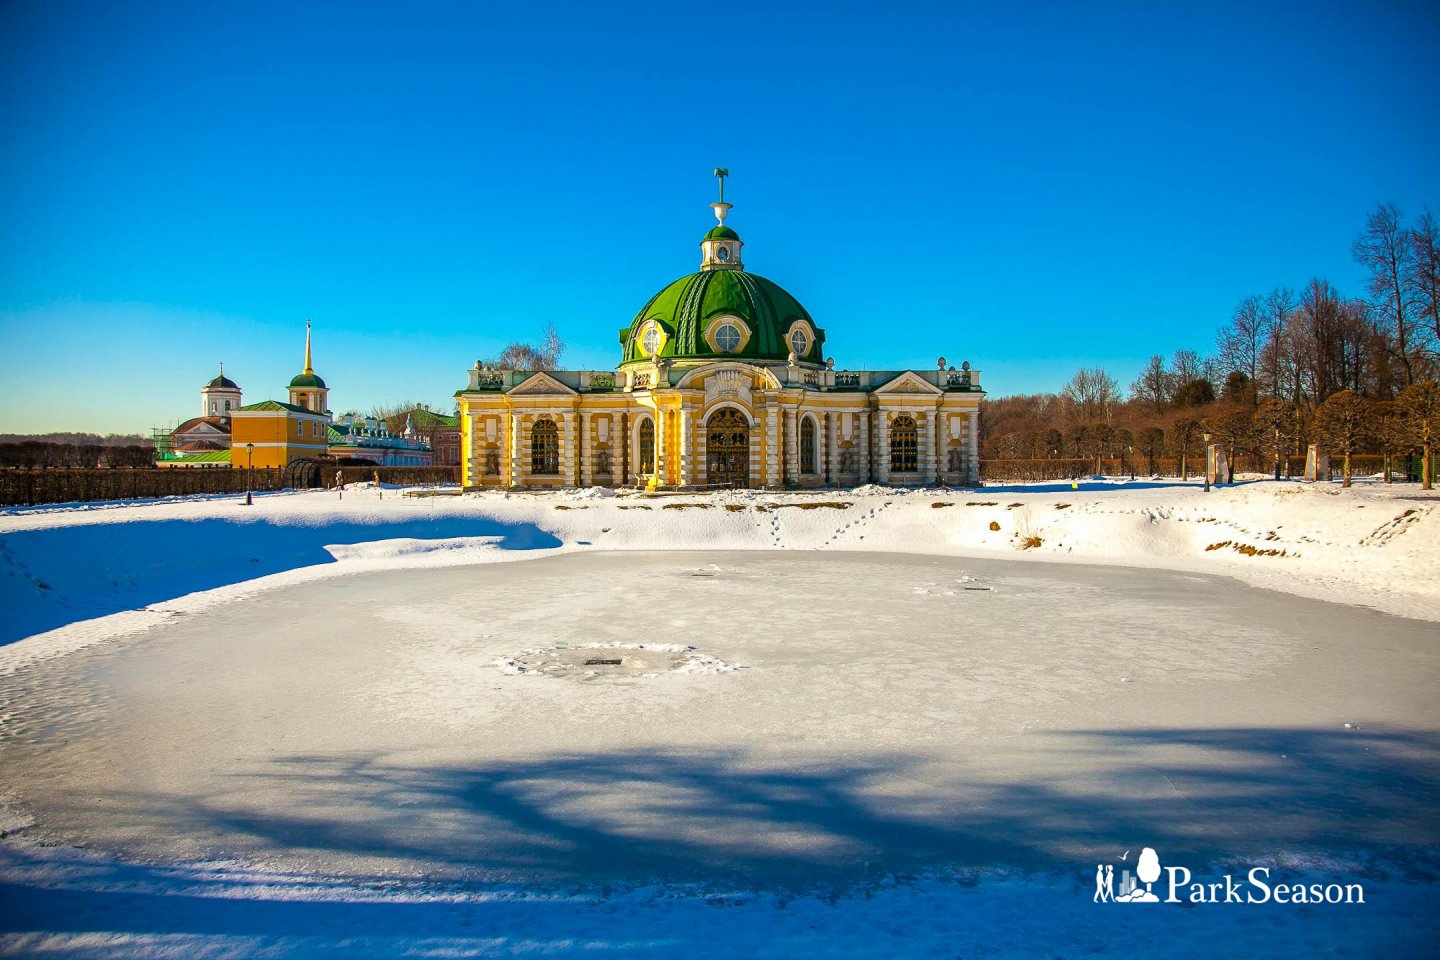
[229,322,333,469]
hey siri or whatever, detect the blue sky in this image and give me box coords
[1,0,1436,434]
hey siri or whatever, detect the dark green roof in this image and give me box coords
[702,225,740,241]
[406,408,459,429]
[620,270,823,364]
[206,374,240,389]
[289,372,327,389]
[237,399,315,414]
[174,449,232,463]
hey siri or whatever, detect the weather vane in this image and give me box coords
[714,167,729,204]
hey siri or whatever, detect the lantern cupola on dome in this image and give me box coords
[620,169,824,367]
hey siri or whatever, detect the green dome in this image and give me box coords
[702,225,740,241]
[620,270,824,364]
[289,372,327,389]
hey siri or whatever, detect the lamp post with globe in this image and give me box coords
[245,443,254,506]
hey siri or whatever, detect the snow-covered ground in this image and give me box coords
[1,479,1437,957]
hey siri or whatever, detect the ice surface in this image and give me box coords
[1,481,1438,957]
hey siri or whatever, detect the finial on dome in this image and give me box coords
[303,318,314,375]
[711,167,732,225]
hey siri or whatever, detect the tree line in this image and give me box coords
[0,440,155,468]
[981,203,1439,489]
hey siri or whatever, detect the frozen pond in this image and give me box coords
[2,550,1438,887]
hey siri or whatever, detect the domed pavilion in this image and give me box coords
[456,171,984,490]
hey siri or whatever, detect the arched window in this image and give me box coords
[531,418,559,475]
[638,418,656,475]
[800,417,816,474]
[890,415,918,472]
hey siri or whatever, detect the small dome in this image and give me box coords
[702,225,740,241]
[206,374,239,389]
[289,372,327,389]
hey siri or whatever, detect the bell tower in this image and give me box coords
[201,363,242,417]
[287,319,330,415]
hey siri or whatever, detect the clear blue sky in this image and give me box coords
[2,0,1436,434]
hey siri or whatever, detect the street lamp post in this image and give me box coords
[245,443,254,506]
[1202,432,1212,493]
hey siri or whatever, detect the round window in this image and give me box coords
[717,246,730,261]
[642,326,661,356]
[790,329,809,356]
[714,323,742,352]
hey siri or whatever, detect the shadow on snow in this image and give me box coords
[2,727,1438,951]
[0,516,562,645]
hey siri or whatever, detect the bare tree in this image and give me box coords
[1255,398,1297,480]
[1314,390,1375,487]
[1171,416,1201,480]
[541,322,566,368]
[1128,355,1171,413]
[1354,202,1419,385]
[1397,380,1439,490]
[1408,211,1440,366]
[1203,406,1255,483]
[488,325,567,371]
[1060,368,1120,424]
[1171,348,1204,386]
[495,343,549,370]
[1216,295,1269,399]
[1256,288,1296,401]
[1138,425,1165,475]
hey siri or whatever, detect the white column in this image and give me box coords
[654,409,668,485]
[749,416,761,488]
[694,409,708,486]
[465,414,479,487]
[923,411,937,484]
[967,411,979,485]
[828,412,840,485]
[562,413,578,487]
[876,412,890,484]
[823,414,835,489]
[508,414,522,488]
[784,409,798,485]
[678,406,693,487]
[612,413,625,486]
[579,411,591,487]
[859,410,871,483]
[935,408,946,481]
[765,406,781,488]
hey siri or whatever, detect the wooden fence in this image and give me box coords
[0,466,460,507]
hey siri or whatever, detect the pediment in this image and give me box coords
[873,371,943,395]
[508,372,577,396]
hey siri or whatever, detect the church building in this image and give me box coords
[456,174,984,490]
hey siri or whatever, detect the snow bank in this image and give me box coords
[2,480,1436,672]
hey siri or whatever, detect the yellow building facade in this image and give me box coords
[457,180,984,490]
[229,322,333,469]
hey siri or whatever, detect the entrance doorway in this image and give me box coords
[706,409,750,488]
